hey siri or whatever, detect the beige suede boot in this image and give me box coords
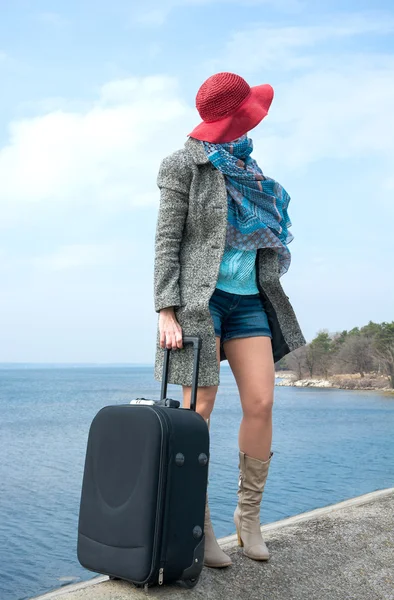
[233,450,273,561]
[203,417,232,568]
[203,497,232,568]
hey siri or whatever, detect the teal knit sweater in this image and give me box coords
[216,245,259,294]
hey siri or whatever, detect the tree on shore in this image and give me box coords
[305,345,316,377]
[374,323,394,388]
[276,320,394,388]
[309,331,332,379]
[335,334,374,378]
[286,347,307,380]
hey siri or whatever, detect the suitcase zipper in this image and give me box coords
[156,409,173,586]
[143,407,170,587]
[131,407,171,587]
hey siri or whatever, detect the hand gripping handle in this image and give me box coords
[160,336,202,412]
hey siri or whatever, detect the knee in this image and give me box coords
[197,401,214,421]
[242,392,273,420]
[183,385,217,421]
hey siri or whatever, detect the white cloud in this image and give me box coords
[0,76,194,226]
[214,12,394,73]
[253,61,394,179]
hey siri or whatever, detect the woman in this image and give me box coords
[153,72,306,568]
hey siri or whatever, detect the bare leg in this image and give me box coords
[183,337,232,568]
[182,336,221,420]
[223,336,274,461]
[224,336,274,561]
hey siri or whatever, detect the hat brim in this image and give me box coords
[188,83,274,144]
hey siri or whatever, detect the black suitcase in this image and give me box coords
[77,336,209,589]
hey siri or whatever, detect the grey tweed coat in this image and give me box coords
[153,137,306,387]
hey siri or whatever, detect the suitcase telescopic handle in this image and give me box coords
[160,336,202,412]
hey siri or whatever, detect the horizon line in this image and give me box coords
[0,361,233,368]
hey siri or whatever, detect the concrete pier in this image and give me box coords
[32,488,394,600]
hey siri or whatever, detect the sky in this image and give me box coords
[0,0,393,364]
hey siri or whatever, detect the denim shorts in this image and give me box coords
[208,287,272,343]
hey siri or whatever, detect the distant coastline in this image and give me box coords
[276,371,394,393]
[2,364,393,393]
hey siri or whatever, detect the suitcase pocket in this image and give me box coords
[78,406,169,585]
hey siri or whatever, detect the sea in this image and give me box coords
[1,365,393,600]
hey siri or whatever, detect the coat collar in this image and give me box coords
[184,137,210,165]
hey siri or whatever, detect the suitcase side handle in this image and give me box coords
[160,336,202,412]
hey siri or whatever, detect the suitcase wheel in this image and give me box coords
[182,577,200,589]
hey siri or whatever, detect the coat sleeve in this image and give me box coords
[154,152,192,313]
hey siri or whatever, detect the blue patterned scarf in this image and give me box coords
[202,135,293,276]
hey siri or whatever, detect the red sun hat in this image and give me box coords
[189,72,274,144]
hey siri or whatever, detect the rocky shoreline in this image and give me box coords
[276,376,333,388]
[275,371,394,393]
